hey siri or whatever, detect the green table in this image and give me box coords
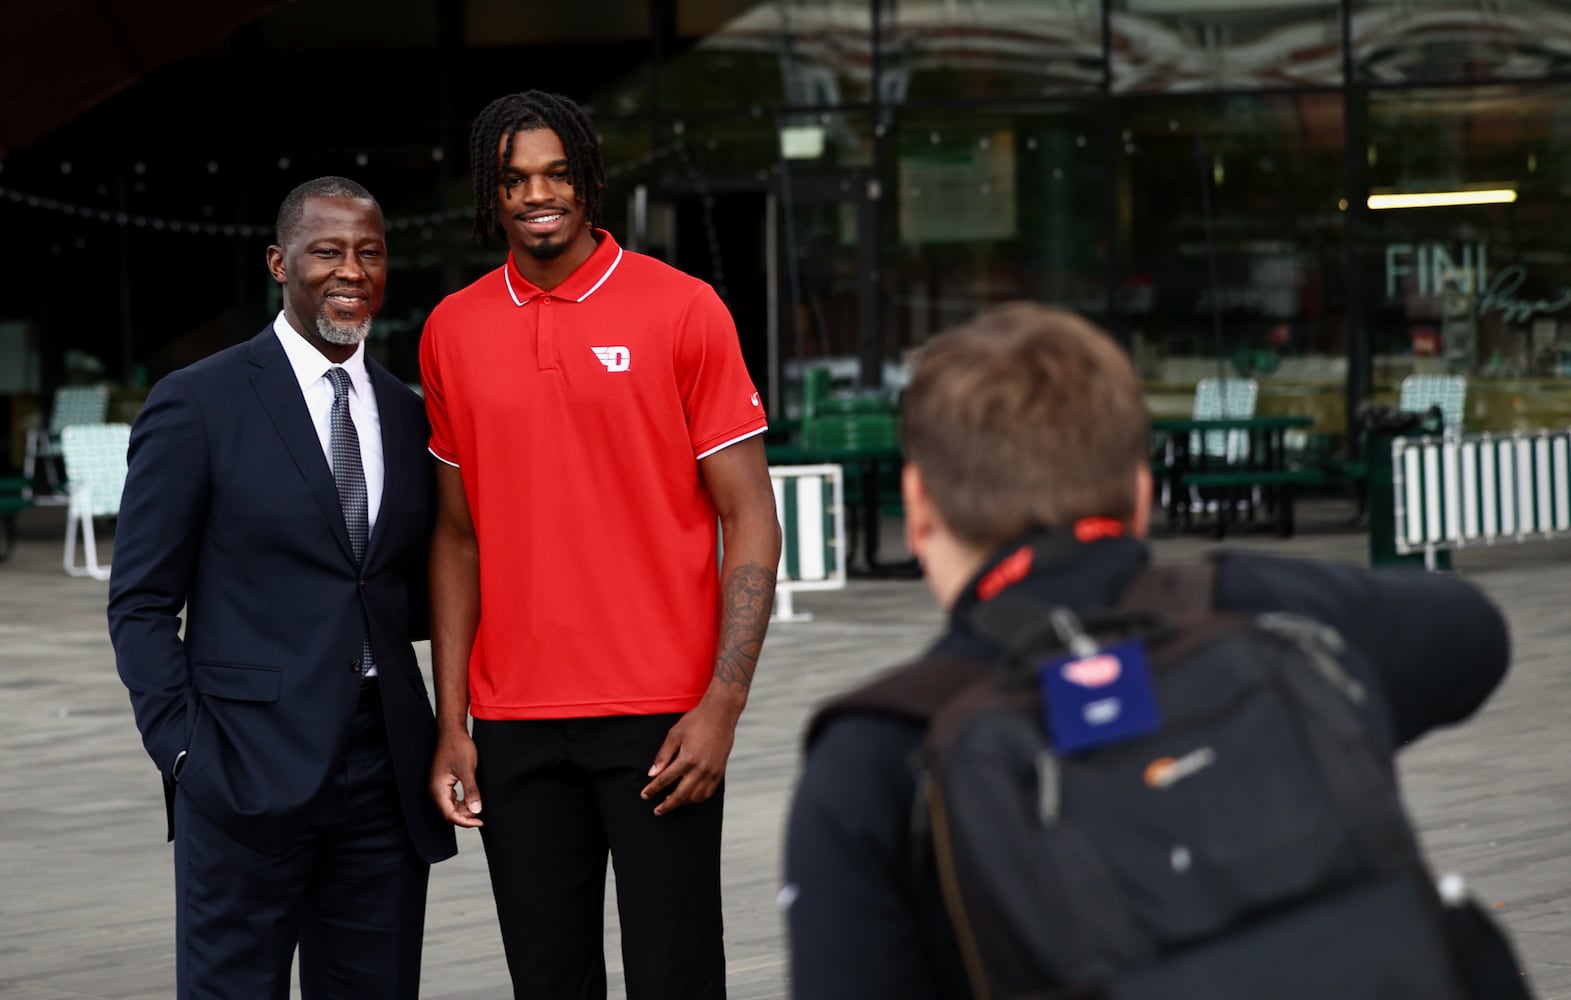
[1150,416,1317,538]
[0,475,35,561]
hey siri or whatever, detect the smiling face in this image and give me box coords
[265,195,386,362]
[496,127,596,286]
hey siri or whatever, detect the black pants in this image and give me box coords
[473,714,726,1000]
[174,680,430,1000]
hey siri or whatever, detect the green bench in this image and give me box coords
[0,475,35,561]
[1180,467,1328,539]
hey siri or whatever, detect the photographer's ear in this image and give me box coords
[1131,463,1153,540]
[902,462,935,568]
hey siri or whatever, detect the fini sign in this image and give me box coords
[1385,243,1571,322]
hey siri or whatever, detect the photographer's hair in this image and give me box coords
[275,176,379,246]
[901,303,1149,549]
[468,90,605,246]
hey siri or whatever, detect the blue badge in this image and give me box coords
[1039,636,1160,753]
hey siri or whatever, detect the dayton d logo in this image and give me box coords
[592,346,632,372]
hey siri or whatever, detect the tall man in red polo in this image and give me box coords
[419,90,782,999]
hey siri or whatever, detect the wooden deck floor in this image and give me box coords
[1,502,1567,998]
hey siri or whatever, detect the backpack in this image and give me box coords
[807,558,1532,1000]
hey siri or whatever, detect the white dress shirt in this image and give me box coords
[272,312,384,529]
[273,313,384,677]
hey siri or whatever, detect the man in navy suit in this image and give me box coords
[108,176,456,999]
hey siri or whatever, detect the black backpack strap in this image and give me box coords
[806,559,1222,753]
[804,656,992,752]
[1117,558,1218,625]
[968,589,1075,667]
[969,560,1221,663]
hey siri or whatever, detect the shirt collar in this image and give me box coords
[502,229,624,306]
[272,311,371,398]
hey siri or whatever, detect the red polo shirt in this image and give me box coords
[420,232,767,720]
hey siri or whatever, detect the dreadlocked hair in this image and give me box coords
[468,91,606,247]
[276,176,379,246]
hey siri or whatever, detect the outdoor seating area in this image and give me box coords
[59,422,130,580]
[764,366,908,576]
[1146,369,1498,542]
[757,363,1523,552]
[22,383,110,503]
[0,383,131,574]
[0,473,33,561]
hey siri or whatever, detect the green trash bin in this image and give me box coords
[1364,406,1450,569]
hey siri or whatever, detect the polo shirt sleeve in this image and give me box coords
[674,283,767,460]
[418,311,460,468]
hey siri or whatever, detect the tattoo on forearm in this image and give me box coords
[714,561,775,691]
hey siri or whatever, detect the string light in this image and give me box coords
[0,143,681,240]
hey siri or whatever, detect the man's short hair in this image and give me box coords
[275,176,379,246]
[901,302,1149,548]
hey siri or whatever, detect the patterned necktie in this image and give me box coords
[327,367,374,674]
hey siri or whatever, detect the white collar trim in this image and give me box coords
[502,246,624,306]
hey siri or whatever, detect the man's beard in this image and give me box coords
[316,314,372,346]
[523,237,570,261]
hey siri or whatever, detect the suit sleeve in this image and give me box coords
[107,374,211,779]
[1216,554,1511,747]
[786,717,965,1000]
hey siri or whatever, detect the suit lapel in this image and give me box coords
[246,329,357,566]
[364,359,402,567]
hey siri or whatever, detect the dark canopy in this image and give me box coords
[0,0,294,154]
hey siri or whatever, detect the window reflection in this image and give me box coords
[1364,84,1571,394]
[890,107,1105,356]
[1352,0,1571,84]
[885,0,1103,100]
[664,1,874,110]
[1110,0,1342,93]
[1119,94,1346,427]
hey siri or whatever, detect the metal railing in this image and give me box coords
[1393,428,1571,569]
[770,463,847,622]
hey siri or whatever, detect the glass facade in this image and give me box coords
[4,0,1571,459]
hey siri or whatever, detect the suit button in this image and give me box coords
[359,579,367,587]
[350,660,362,673]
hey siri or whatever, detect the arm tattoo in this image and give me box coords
[714,561,775,692]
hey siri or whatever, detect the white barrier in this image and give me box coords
[770,464,847,622]
[1393,428,1571,568]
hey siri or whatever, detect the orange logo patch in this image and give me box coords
[1144,757,1177,788]
[1144,747,1216,789]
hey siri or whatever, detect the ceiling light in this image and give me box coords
[1367,189,1517,210]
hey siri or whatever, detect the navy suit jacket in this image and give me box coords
[108,328,456,864]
